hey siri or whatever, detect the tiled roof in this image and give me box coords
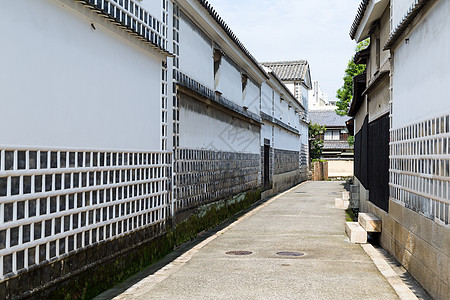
[350,0,370,40]
[261,60,308,82]
[323,141,353,150]
[309,110,351,127]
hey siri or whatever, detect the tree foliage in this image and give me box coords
[309,123,326,160]
[335,39,370,116]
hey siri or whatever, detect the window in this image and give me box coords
[325,130,340,141]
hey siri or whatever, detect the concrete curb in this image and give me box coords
[361,244,418,300]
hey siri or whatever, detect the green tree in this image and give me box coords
[309,123,326,160]
[335,39,370,116]
[347,136,354,147]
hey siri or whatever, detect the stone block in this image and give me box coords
[358,213,382,232]
[335,198,349,209]
[345,222,367,244]
[350,184,359,193]
[382,214,394,235]
[388,199,403,224]
[342,191,350,200]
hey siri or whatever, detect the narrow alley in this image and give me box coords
[98,182,410,300]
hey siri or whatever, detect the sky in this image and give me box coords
[207,0,361,100]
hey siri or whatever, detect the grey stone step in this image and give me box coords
[345,222,367,244]
[335,198,349,209]
[358,213,382,232]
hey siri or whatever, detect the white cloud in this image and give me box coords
[207,0,361,99]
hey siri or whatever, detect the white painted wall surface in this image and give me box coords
[179,95,259,153]
[0,0,162,151]
[274,97,287,121]
[261,82,273,115]
[355,100,368,134]
[368,80,390,123]
[328,160,354,177]
[217,57,243,105]
[300,125,309,147]
[243,79,260,115]
[273,127,300,151]
[284,82,296,98]
[392,0,450,128]
[392,0,416,30]
[300,85,309,108]
[139,0,162,21]
[261,122,273,146]
[179,12,214,89]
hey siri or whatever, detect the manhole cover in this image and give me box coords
[226,251,252,256]
[276,251,304,257]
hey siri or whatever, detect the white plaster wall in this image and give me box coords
[368,80,390,123]
[179,95,259,153]
[284,82,296,98]
[261,82,273,115]
[380,7,391,70]
[392,0,450,128]
[243,79,260,115]
[355,99,368,134]
[274,96,288,122]
[287,107,295,127]
[328,161,354,177]
[300,125,309,147]
[392,0,416,30]
[261,122,273,146]
[273,127,300,152]
[140,0,162,21]
[217,57,243,105]
[300,85,309,108]
[0,0,162,151]
[179,12,214,89]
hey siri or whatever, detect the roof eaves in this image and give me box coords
[261,60,309,83]
[197,0,269,78]
[384,0,431,50]
[353,47,370,64]
[350,0,371,40]
[361,70,389,96]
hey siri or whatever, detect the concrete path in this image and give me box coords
[101,181,401,300]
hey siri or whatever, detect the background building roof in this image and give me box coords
[309,110,351,127]
[261,60,309,82]
[323,141,353,150]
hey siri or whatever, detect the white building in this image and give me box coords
[0,0,310,297]
[350,1,450,299]
[308,81,336,110]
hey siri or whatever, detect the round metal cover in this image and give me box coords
[226,251,253,256]
[276,251,304,257]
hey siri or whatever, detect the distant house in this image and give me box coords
[308,81,336,110]
[309,110,353,159]
[261,60,312,111]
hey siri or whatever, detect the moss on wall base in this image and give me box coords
[24,189,260,300]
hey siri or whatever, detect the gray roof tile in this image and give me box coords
[323,141,353,150]
[261,60,308,82]
[309,110,351,127]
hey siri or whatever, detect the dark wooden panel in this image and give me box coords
[368,114,390,212]
[354,116,368,189]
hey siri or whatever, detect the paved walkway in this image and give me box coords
[98,181,404,300]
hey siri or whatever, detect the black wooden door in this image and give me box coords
[264,145,270,189]
[368,114,390,212]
